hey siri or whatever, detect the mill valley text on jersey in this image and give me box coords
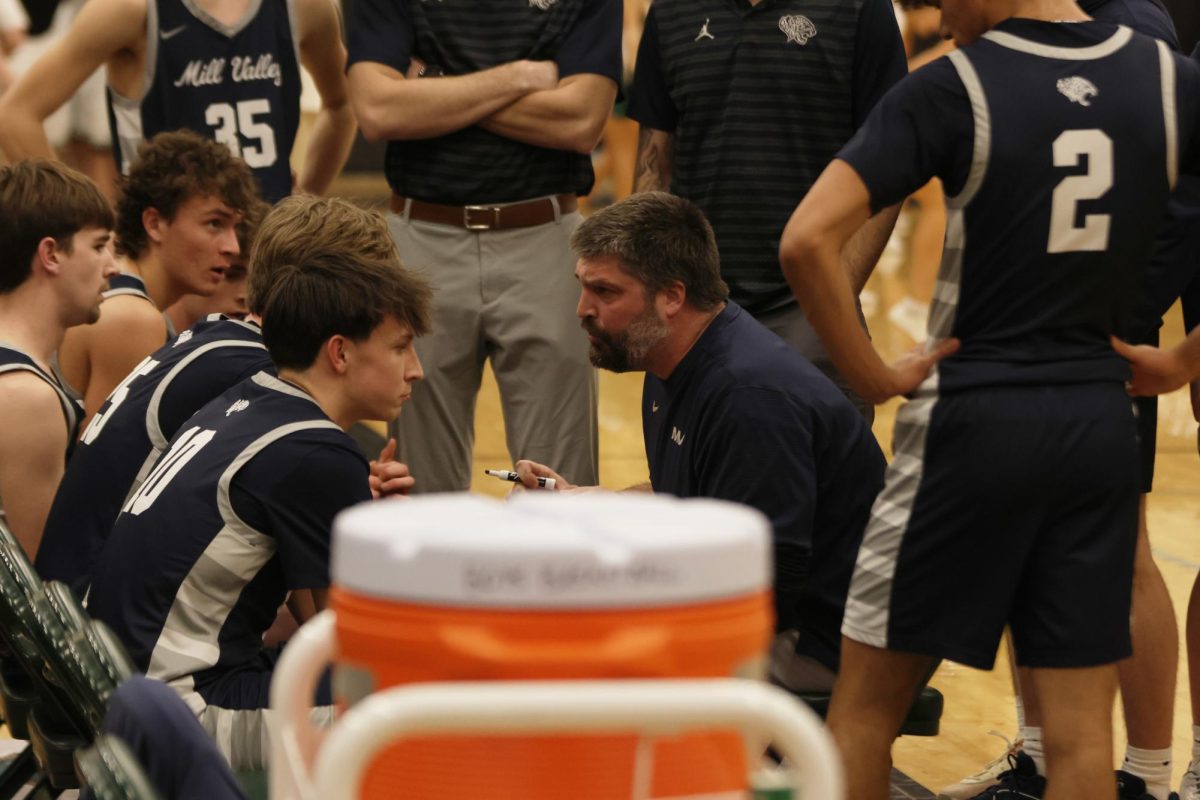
[173,54,286,89]
[106,0,301,202]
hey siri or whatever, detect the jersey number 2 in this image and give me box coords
[205,99,277,168]
[1047,129,1113,254]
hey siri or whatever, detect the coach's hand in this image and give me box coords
[370,438,415,498]
[885,338,960,399]
[511,459,571,493]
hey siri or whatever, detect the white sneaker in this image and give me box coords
[887,295,930,342]
[937,732,1023,800]
[1179,761,1200,800]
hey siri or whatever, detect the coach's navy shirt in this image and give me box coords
[38,316,272,596]
[839,20,1200,392]
[346,0,622,204]
[643,302,884,659]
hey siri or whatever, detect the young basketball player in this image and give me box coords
[778,0,1200,797]
[87,230,431,771]
[0,160,116,557]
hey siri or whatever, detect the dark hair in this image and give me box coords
[260,253,433,370]
[570,192,728,310]
[246,195,401,315]
[114,130,260,260]
[0,160,115,294]
[897,0,939,9]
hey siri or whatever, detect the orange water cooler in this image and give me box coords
[329,493,773,800]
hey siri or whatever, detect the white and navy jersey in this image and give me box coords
[108,0,301,202]
[87,372,370,705]
[0,344,83,458]
[838,20,1200,392]
[36,316,271,596]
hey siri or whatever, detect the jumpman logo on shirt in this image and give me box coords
[695,18,715,41]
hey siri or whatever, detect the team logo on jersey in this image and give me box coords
[529,0,557,8]
[1056,76,1098,107]
[671,426,685,446]
[174,54,283,89]
[172,330,194,347]
[779,15,817,45]
[225,399,250,416]
[652,401,660,413]
[695,18,715,41]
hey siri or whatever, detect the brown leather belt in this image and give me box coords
[390,194,578,231]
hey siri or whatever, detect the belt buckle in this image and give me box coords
[464,205,500,231]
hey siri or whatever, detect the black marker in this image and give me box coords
[484,469,556,490]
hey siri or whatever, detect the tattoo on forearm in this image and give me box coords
[634,128,671,192]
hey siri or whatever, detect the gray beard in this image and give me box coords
[587,312,669,373]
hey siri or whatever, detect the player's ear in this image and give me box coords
[324,334,351,374]
[34,236,63,276]
[143,207,166,245]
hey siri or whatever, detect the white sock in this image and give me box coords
[1123,745,1171,800]
[1019,726,1045,774]
[1014,695,1026,732]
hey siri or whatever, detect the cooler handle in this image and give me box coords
[269,609,336,800]
[440,624,670,674]
[313,679,845,799]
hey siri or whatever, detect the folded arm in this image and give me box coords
[348,58,558,142]
[479,73,616,154]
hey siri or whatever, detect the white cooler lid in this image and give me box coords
[332,493,771,608]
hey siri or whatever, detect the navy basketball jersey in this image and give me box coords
[37,315,271,595]
[108,0,301,202]
[0,345,83,457]
[88,371,370,698]
[839,20,1200,392]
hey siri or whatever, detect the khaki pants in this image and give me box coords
[387,205,599,492]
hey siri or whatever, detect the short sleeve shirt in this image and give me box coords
[628,0,906,313]
[347,0,622,204]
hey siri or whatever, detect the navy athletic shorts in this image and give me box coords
[842,382,1139,670]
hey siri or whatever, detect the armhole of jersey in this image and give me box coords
[0,363,79,447]
[927,50,990,354]
[944,49,990,209]
[1157,39,1178,191]
[215,419,343,540]
[285,0,302,71]
[144,339,269,450]
[110,0,157,171]
[109,0,158,105]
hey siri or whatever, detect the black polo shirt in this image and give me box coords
[643,302,885,663]
[347,0,622,205]
[629,0,906,314]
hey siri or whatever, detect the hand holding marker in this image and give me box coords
[485,469,556,490]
